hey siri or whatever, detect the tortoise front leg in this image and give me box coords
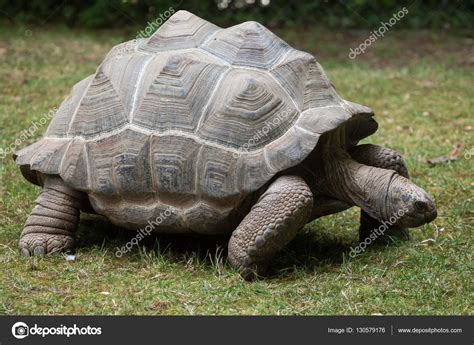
[349,144,410,243]
[19,176,86,256]
[228,175,313,281]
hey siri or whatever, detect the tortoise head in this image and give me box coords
[385,174,437,228]
[320,148,437,228]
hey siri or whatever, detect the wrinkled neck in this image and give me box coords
[321,148,397,221]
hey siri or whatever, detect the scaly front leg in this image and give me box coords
[228,176,313,281]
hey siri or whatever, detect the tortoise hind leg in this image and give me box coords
[349,144,410,243]
[228,176,313,281]
[19,176,86,256]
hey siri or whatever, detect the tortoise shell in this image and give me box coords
[14,10,373,233]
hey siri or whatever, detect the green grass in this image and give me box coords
[0,26,472,315]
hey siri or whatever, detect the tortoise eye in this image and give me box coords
[402,194,411,203]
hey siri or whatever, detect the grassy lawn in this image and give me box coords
[0,25,472,315]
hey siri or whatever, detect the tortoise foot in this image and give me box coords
[19,233,75,256]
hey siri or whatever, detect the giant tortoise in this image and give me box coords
[14,10,437,280]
